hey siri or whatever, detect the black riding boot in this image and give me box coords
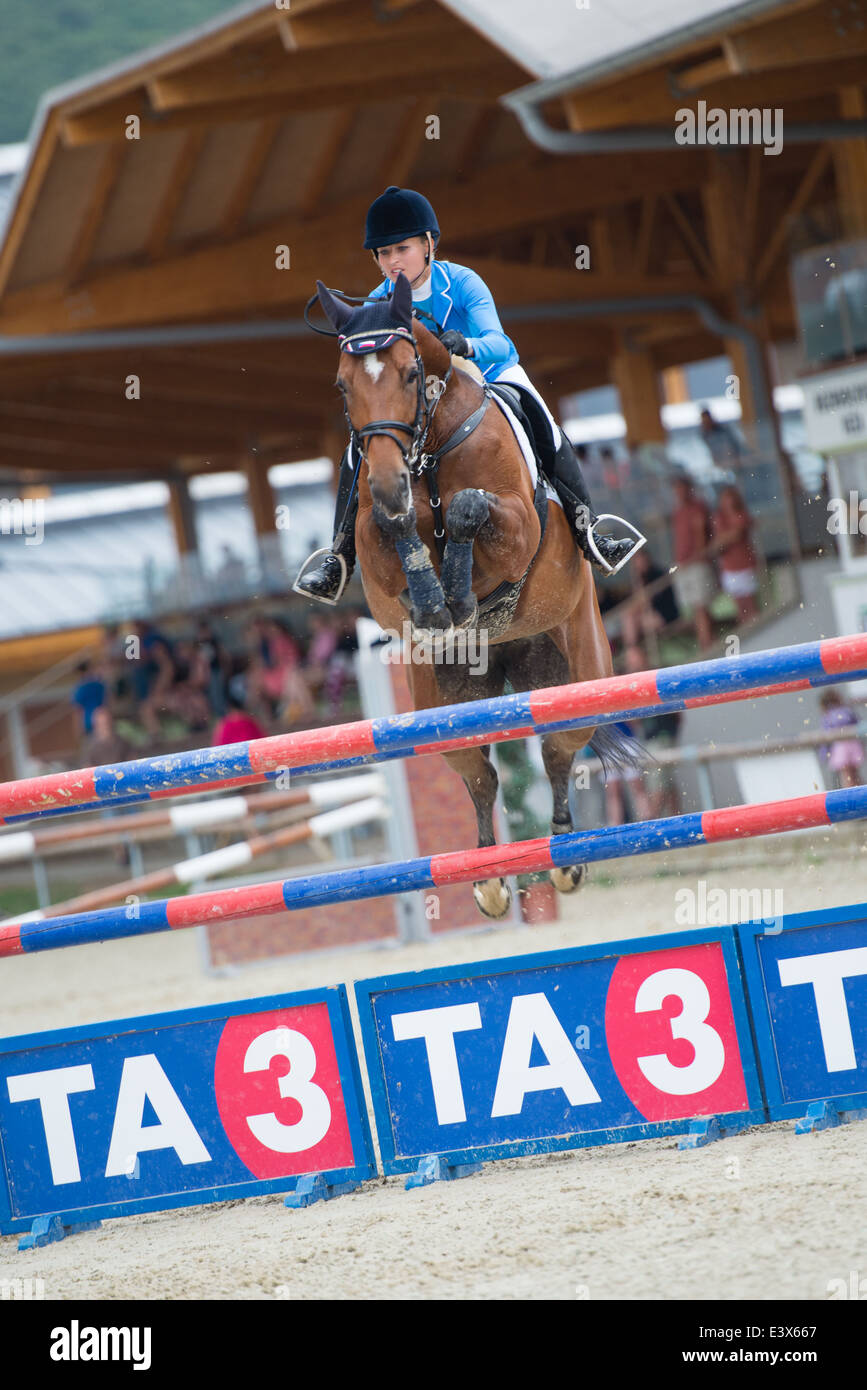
[293,448,359,603]
[547,435,644,576]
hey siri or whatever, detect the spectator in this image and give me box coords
[138,634,176,736]
[84,705,132,765]
[712,485,759,625]
[71,661,106,738]
[671,474,716,650]
[819,690,864,789]
[216,543,247,597]
[622,548,680,648]
[212,693,267,746]
[700,405,744,471]
[246,617,304,720]
[194,619,230,717]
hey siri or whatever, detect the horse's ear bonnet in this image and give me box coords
[319,273,415,355]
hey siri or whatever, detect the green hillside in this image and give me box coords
[0,0,237,143]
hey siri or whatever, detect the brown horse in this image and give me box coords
[316,273,634,918]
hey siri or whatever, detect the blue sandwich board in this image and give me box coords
[0,987,375,1235]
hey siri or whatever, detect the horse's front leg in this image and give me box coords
[440,488,491,626]
[375,506,453,634]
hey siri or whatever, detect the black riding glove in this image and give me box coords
[440,329,472,358]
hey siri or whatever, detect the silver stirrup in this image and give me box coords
[586,515,647,577]
[292,548,348,606]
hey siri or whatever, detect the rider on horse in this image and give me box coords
[295,185,645,603]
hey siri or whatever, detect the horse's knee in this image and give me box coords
[446,488,490,543]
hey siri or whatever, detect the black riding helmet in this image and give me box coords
[363,186,440,250]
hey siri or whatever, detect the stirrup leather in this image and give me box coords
[586,515,647,577]
[292,548,349,606]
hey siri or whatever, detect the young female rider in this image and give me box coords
[295,185,644,603]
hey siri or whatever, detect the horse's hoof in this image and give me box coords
[550,862,587,894]
[449,599,479,631]
[411,623,456,649]
[473,876,512,919]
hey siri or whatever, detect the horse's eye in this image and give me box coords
[336,379,347,394]
[407,368,419,385]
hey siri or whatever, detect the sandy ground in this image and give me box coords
[2,829,866,1300]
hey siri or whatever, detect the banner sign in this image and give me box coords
[737,902,867,1120]
[355,929,765,1173]
[0,988,375,1234]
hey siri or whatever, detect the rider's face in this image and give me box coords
[375,236,429,283]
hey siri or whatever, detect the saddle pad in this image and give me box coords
[488,391,560,506]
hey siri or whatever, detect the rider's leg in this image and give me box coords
[495,365,644,575]
[293,446,359,602]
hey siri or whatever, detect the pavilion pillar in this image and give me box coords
[243,453,283,590]
[166,472,204,601]
[610,342,665,446]
[833,88,867,237]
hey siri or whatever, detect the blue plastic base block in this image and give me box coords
[677,1117,724,1150]
[18,1215,102,1251]
[405,1155,484,1189]
[795,1100,867,1134]
[284,1174,360,1208]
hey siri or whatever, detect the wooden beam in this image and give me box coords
[453,105,499,181]
[0,113,62,299]
[0,151,710,333]
[64,143,126,286]
[670,50,734,92]
[60,68,520,145]
[147,35,503,112]
[300,107,356,219]
[833,86,867,237]
[661,193,714,280]
[217,115,284,239]
[726,5,867,72]
[277,0,453,50]
[378,97,431,190]
[754,144,832,290]
[145,128,208,260]
[633,194,657,275]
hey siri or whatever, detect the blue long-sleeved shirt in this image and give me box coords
[369,260,519,381]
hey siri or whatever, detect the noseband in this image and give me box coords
[338,326,453,477]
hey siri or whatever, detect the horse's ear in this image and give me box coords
[390,271,413,330]
[316,280,353,331]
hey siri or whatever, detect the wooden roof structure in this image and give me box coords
[0,0,863,486]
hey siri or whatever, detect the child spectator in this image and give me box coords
[819,689,864,789]
[712,485,758,625]
[212,693,267,746]
[71,661,106,739]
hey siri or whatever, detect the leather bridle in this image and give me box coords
[337,325,454,477]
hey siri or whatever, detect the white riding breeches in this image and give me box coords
[493,363,563,450]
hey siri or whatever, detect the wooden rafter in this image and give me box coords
[278,0,452,51]
[754,143,832,290]
[64,143,126,286]
[147,34,505,112]
[218,114,283,239]
[378,97,432,191]
[61,66,519,145]
[145,128,208,261]
[661,193,714,280]
[300,107,357,220]
[633,194,657,275]
[0,150,710,334]
[454,106,500,181]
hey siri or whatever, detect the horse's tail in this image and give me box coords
[587,723,649,782]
